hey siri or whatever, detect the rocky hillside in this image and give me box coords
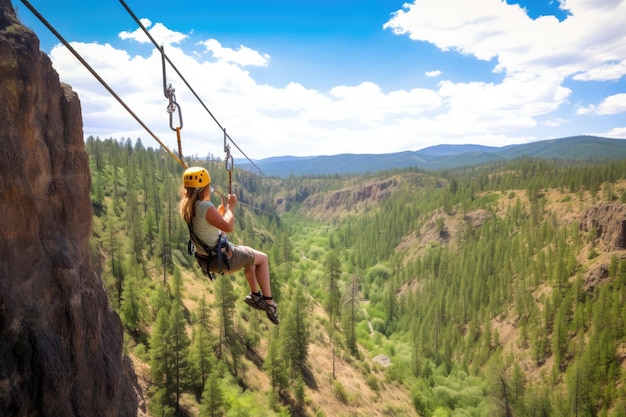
[294,172,444,220]
[0,1,140,415]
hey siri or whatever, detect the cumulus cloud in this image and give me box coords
[602,127,626,138]
[573,59,626,81]
[543,118,568,127]
[48,37,445,158]
[45,0,626,159]
[384,0,626,80]
[578,93,626,115]
[380,0,626,145]
[425,70,441,77]
[199,39,270,67]
[119,18,189,46]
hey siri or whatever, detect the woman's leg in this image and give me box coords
[243,248,279,324]
[244,249,273,301]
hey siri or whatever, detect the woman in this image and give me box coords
[179,166,279,325]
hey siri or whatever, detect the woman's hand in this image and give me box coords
[207,202,235,233]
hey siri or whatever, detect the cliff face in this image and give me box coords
[580,202,626,252]
[0,1,139,415]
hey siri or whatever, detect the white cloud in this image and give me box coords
[576,105,594,115]
[425,70,441,77]
[578,93,626,115]
[199,39,270,67]
[44,0,626,159]
[600,127,626,138]
[379,0,626,146]
[573,59,626,81]
[119,19,189,46]
[543,118,568,127]
[598,94,626,114]
[48,38,443,159]
[384,0,626,80]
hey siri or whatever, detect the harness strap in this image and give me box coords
[187,224,231,275]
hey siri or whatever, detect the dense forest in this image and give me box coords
[87,136,626,417]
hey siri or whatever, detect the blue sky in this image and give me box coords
[16,0,626,160]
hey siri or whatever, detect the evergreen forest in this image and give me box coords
[87,135,626,417]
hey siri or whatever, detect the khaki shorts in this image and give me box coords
[198,245,255,274]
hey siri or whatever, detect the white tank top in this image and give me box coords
[192,200,220,254]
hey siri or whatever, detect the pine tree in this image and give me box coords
[168,301,190,412]
[324,251,341,379]
[121,273,142,334]
[150,307,172,404]
[189,323,214,396]
[200,370,224,417]
[279,286,310,380]
[324,251,342,316]
[342,272,360,356]
[214,274,239,370]
[265,327,289,395]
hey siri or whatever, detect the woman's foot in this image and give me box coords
[243,292,265,311]
[263,296,280,325]
[244,293,279,325]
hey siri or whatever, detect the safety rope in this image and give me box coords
[161,46,185,162]
[118,0,267,178]
[20,0,278,218]
[19,0,188,170]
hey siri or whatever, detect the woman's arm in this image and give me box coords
[205,194,237,233]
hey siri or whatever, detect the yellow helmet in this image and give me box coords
[183,166,211,189]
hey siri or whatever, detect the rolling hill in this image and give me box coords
[238,135,626,177]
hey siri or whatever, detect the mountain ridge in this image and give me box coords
[238,135,626,177]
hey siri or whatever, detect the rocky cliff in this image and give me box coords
[0,1,140,415]
[580,202,626,252]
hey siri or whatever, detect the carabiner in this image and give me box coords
[225,148,234,172]
[162,45,183,131]
[167,93,183,131]
[223,128,234,193]
[223,128,234,171]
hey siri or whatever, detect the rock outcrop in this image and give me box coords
[0,1,139,415]
[580,202,626,251]
[301,178,398,219]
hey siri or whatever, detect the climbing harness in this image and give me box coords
[187,225,232,281]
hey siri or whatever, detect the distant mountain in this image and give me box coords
[418,144,503,156]
[238,135,626,177]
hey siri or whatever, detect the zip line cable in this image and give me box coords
[18,0,188,170]
[20,0,279,217]
[118,0,267,179]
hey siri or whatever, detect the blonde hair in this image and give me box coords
[179,186,201,225]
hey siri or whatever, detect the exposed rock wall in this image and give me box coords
[301,178,398,219]
[0,1,139,415]
[580,202,626,251]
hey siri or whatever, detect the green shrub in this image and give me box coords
[332,381,349,404]
[366,374,379,391]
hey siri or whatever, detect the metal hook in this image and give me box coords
[162,45,183,131]
[225,149,234,172]
[167,94,183,131]
[223,128,233,171]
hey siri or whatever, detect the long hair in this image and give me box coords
[179,186,201,225]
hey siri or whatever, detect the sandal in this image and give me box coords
[263,296,280,325]
[244,292,266,311]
